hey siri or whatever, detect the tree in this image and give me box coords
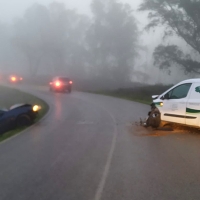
[48,2,90,76]
[12,2,90,77]
[0,22,10,69]
[139,0,200,74]
[12,4,50,76]
[153,44,200,75]
[87,0,139,82]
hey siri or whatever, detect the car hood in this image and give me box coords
[10,103,27,110]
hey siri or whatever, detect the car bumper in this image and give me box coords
[52,85,71,91]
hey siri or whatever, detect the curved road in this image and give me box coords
[0,86,200,200]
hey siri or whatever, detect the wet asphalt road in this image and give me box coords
[0,86,200,200]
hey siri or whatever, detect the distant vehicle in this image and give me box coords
[8,75,23,84]
[49,76,73,93]
[152,78,200,128]
[0,103,40,135]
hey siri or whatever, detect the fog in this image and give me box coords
[0,0,196,88]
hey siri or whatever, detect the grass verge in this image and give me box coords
[91,90,152,105]
[87,84,173,105]
[0,85,49,142]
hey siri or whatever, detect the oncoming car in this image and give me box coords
[49,76,73,93]
[0,104,41,135]
[152,79,200,128]
[8,75,23,84]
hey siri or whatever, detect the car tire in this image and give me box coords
[17,115,32,127]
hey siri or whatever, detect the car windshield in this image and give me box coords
[58,77,70,82]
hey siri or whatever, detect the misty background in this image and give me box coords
[0,0,198,88]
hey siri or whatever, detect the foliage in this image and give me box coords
[86,0,139,82]
[0,1,140,83]
[12,3,90,76]
[139,0,200,74]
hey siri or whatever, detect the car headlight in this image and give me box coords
[33,105,41,112]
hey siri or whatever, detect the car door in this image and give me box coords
[0,111,10,134]
[161,83,192,124]
[186,82,200,126]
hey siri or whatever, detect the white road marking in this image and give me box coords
[94,111,118,200]
[71,94,119,200]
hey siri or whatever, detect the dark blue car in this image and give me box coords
[0,104,39,135]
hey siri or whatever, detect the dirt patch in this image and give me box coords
[130,125,176,137]
[129,122,200,138]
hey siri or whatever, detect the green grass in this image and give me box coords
[87,84,173,105]
[0,85,49,142]
[88,90,152,105]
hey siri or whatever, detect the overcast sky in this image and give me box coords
[0,0,163,55]
[1,0,163,71]
[0,0,146,24]
[0,0,181,84]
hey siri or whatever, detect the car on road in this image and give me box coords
[152,78,200,128]
[0,103,40,135]
[49,76,73,93]
[8,75,23,84]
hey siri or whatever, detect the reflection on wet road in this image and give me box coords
[0,86,200,200]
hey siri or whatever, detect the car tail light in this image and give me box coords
[11,76,16,82]
[69,81,73,84]
[55,81,61,87]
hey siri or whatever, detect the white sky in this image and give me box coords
[0,0,174,84]
[0,0,153,48]
[0,0,145,24]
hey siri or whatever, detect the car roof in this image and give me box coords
[10,104,26,110]
[53,76,70,80]
[179,78,200,84]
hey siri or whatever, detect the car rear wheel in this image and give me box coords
[17,115,32,127]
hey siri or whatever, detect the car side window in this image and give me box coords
[165,83,192,100]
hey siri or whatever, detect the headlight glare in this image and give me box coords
[33,105,41,112]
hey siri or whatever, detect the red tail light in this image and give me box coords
[55,81,61,87]
[69,81,73,84]
[11,77,16,82]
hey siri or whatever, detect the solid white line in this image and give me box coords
[94,112,118,200]
[71,94,119,200]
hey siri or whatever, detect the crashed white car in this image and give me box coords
[153,79,200,128]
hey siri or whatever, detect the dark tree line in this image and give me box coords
[139,0,200,75]
[0,0,139,83]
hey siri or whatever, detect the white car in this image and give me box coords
[153,79,200,128]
